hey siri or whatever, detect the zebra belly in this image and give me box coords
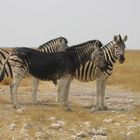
[74,61,110,82]
[74,61,97,82]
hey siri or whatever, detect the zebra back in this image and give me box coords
[0,48,11,63]
[38,37,68,52]
[66,40,103,65]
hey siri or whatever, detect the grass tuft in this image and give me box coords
[108,50,140,91]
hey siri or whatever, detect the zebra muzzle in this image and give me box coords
[119,54,125,64]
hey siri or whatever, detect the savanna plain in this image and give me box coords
[0,50,140,140]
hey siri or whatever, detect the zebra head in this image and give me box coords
[91,41,107,70]
[113,34,127,63]
[58,37,69,51]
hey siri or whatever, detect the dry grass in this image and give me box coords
[7,105,139,140]
[107,50,140,92]
[1,77,12,85]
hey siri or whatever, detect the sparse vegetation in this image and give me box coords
[0,105,140,139]
[0,50,140,139]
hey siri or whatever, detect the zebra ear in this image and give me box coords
[113,35,118,42]
[94,41,100,49]
[123,35,128,42]
[59,37,63,42]
[59,37,68,44]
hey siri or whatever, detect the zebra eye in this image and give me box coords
[115,46,118,49]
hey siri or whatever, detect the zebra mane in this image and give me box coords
[101,41,117,67]
[102,41,114,50]
[38,37,68,49]
[66,40,103,51]
[64,40,103,66]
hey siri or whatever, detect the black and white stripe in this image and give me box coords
[38,37,68,52]
[0,48,12,80]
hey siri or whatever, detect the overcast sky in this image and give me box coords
[0,0,139,49]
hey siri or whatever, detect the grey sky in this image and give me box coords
[0,0,139,49]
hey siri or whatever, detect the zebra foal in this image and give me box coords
[0,41,106,109]
[58,35,127,110]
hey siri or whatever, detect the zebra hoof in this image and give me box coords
[91,106,108,111]
[13,104,21,109]
[33,101,39,105]
[64,106,72,112]
[100,106,108,110]
[91,105,103,112]
[91,107,101,112]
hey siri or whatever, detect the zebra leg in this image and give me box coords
[94,80,102,110]
[57,80,62,103]
[58,81,66,107]
[100,79,108,110]
[10,84,14,104]
[10,76,23,109]
[58,75,73,111]
[57,77,68,104]
[32,77,39,104]
[63,77,73,111]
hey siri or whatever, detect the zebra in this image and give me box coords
[32,36,68,103]
[0,40,107,109]
[58,34,127,111]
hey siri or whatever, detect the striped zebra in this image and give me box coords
[0,49,12,81]
[58,35,127,111]
[0,40,106,109]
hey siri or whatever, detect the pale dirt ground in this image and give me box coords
[0,79,140,140]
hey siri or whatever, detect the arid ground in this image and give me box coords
[0,50,140,140]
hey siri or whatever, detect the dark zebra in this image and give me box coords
[0,41,106,109]
[0,37,68,83]
[32,36,68,103]
[58,35,127,110]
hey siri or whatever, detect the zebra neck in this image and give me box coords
[103,42,117,68]
[77,47,94,65]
